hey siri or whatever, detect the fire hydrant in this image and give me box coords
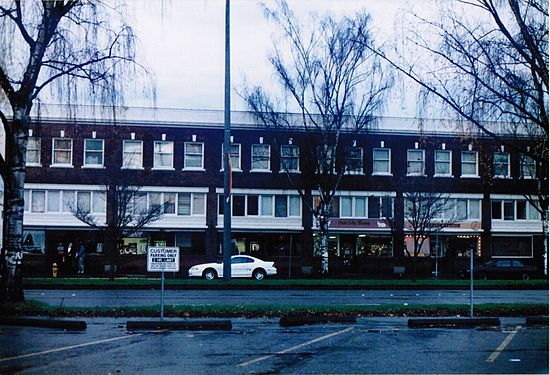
[52,262,58,278]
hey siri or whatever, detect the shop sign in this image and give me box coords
[147,247,180,272]
[330,218,389,229]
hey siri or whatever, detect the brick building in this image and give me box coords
[19,106,546,277]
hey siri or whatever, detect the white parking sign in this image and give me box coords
[147,247,180,272]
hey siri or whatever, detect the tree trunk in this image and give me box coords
[318,203,331,275]
[542,209,548,276]
[1,113,30,302]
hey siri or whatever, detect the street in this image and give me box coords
[0,317,547,374]
[24,289,549,307]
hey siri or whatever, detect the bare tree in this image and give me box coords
[242,0,391,274]
[367,0,548,274]
[0,1,152,301]
[70,172,165,280]
[402,190,458,281]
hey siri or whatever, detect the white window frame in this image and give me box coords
[153,141,174,170]
[492,199,540,221]
[83,138,104,168]
[407,149,425,176]
[372,148,391,175]
[493,152,510,178]
[221,143,242,172]
[184,142,205,170]
[434,150,452,177]
[251,144,271,172]
[122,140,143,169]
[26,137,41,166]
[51,138,73,167]
[345,147,364,175]
[461,151,479,177]
[177,192,206,216]
[520,154,536,179]
[280,145,300,173]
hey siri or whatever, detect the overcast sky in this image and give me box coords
[126,0,435,117]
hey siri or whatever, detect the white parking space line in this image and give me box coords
[486,325,522,363]
[0,333,144,363]
[238,326,354,367]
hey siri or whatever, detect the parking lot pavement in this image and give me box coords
[0,317,547,374]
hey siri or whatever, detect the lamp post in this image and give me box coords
[222,0,232,281]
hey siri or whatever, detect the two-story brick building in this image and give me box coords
[19,106,545,277]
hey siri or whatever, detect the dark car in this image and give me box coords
[469,259,537,280]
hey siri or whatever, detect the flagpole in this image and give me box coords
[223,0,232,281]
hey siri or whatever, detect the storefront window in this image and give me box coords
[492,236,532,257]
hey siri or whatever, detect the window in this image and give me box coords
[123,140,143,169]
[77,191,91,213]
[520,154,536,179]
[192,194,205,215]
[47,191,60,212]
[341,197,353,217]
[261,195,273,216]
[251,144,270,171]
[184,142,204,170]
[153,141,174,169]
[221,143,241,171]
[493,152,510,177]
[517,201,526,220]
[435,150,452,176]
[355,197,366,217]
[468,200,480,220]
[492,199,538,221]
[461,151,478,177]
[280,145,299,172]
[62,191,75,212]
[232,195,245,216]
[407,149,425,175]
[31,191,45,213]
[368,196,380,219]
[275,195,288,217]
[373,148,391,174]
[52,138,73,166]
[92,192,106,213]
[26,137,41,165]
[247,195,259,216]
[84,139,104,167]
[492,236,533,257]
[178,193,191,215]
[345,147,363,174]
[316,146,335,174]
[179,193,205,216]
[164,193,176,214]
[288,196,301,217]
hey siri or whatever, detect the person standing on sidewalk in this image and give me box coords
[76,242,86,274]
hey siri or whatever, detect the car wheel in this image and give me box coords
[252,268,266,281]
[479,272,488,280]
[522,273,530,281]
[203,268,217,280]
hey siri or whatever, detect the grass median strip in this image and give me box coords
[1,300,547,318]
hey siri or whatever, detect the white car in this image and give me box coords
[188,255,277,280]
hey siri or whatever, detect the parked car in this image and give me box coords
[465,259,537,280]
[188,255,277,280]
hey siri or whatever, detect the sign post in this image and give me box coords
[147,247,180,320]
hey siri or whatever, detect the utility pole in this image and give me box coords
[223,0,232,281]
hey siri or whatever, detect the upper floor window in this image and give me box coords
[280,145,300,172]
[122,140,143,169]
[222,143,241,171]
[26,137,41,166]
[153,141,174,169]
[251,144,270,171]
[373,148,391,175]
[434,150,452,176]
[493,152,510,178]
[339,196,392,218]
[345,147,363,174]
[184,142,204,170]
[407,149,425,175]
[52,138,73,166]
[83,139,104,167]
[520,154,536,179]
[491,199,539,221]
[24,189,106,214]
[218,193,300,218]
[316,146,335,174]
[461,151,478,177]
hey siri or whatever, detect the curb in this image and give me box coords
[0,317,87,330]
[126,319,232,331]
[279,315,356,327]
[525,316,549,325]
[408,317,501,328]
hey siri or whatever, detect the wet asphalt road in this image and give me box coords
[24,289,548,307]
[0,317,547,374]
